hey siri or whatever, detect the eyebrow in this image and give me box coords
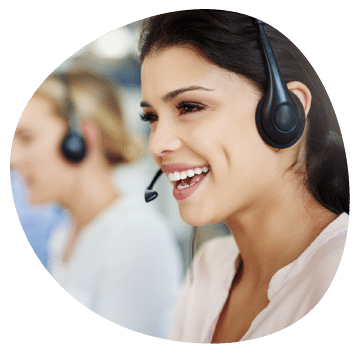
[140,85,214,108]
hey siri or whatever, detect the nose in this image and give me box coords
[149,119,182,158]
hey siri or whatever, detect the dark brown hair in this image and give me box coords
[139,9,349,214]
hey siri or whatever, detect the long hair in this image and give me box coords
[139,9,349,214]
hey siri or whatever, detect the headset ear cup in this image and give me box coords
[61,131,87,163]
[255,92,306,149]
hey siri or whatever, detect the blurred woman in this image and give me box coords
[11,70,182,338]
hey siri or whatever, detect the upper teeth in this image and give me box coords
[168,167,210,181]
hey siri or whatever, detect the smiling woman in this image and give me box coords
[138,9,349,343]
[141,45,299,226]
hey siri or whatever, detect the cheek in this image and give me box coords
[216,104,272,173]
[31,154,75,204]
[33,138,63,169]
[31,135,73,186]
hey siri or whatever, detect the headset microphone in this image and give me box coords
[59,73,87,163]
[144,17,306,202]
[145,169,163,202]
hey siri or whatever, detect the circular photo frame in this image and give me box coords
[6,4,351,351]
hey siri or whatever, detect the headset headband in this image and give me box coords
[58,72,87,163]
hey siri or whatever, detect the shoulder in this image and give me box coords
[89,194,168,236]
[107,195,174,243]
[306,213,348,276]
[303,212,348,268]
[98,196,179,264]
[269,213,349,300]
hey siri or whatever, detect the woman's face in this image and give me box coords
[141,47,290,226]
[11,95,77,205]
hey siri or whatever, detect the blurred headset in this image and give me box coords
[144,17,306,202]
[58,73,87,163]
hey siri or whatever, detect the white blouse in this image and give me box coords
[48,194,182,339]
[169,213,348,342]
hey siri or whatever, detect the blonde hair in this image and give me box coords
[34,70,142,166]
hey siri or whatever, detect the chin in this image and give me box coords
[29,197,45,206]
[28,193,52,207]
[179,203,222,227]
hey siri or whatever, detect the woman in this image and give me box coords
[138,10,349,342]
[11,70,182,338]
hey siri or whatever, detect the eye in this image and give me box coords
[140,112,158,124]
[175,101,205,115]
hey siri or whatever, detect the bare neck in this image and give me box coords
[225,182,337,286]
[60,164,120,265]
[62,166,120,234]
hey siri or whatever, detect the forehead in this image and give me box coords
[141,46,234,93]
[140,46,262,104]
[18,95,61,128]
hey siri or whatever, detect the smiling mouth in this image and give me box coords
[167,166,210,190]
[168,166,209,181]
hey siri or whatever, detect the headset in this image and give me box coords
[144,17,306,203]
[254,19,305,149]
[59,73,87,163]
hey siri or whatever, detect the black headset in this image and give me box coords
[59,73,87,163]
[254,19,306,149]
[144,17,306,203]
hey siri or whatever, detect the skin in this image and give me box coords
[11,94,119,263]
[141,46,337,342]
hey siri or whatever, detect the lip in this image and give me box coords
[173,169,210,201]
[161,163,209,174]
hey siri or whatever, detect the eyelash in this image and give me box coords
[140,101,206,124]
[140,112,157,123]
[176,101,205,115]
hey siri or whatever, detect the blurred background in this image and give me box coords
[10,19,231,276]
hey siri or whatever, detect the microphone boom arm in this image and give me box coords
[145,169,163,202]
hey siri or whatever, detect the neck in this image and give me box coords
[62,165,120,233]
[225,181,337,285]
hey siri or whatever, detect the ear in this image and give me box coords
[81,121,101,151]
[287,81,312,118]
